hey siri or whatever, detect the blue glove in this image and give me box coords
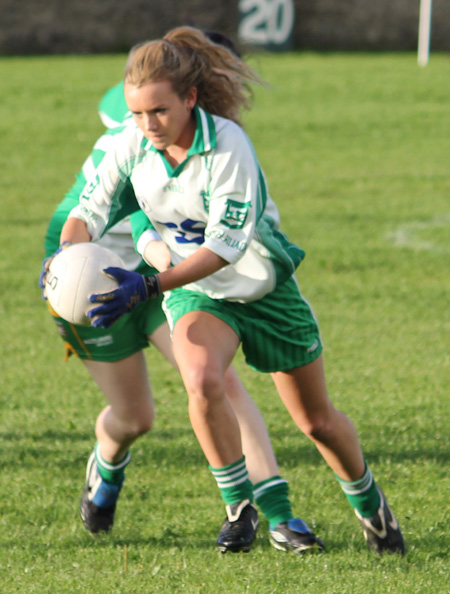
[88,267,162,328]
[39,241,73,300]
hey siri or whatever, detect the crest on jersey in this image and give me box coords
[221,200,251,229]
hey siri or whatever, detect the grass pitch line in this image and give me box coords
[386,213,450,254]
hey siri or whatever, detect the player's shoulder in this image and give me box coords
[211,114,257,169]
[213,113,244,137]
[214,114,252,150]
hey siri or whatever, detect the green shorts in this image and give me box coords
[48,295,166,362]
[163,276,323,373]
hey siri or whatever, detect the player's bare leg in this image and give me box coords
[152,320,280,483]
[271,355,405,554]
[148,322,178,369]
[172,311,258,552]
[271,355,365,480]
[80,351,154,532]
[223,366,279,483]
[172,311,242,468]
[85,351,155,462]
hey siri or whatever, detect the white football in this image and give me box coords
[45,242,125,326]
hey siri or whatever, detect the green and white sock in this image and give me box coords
[95,443,131,486]
[253,476,294,529]
[336,462,381,518]
[209,456,254,505]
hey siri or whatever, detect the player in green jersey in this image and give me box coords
[60,27,405,556]
[41,32,326,553]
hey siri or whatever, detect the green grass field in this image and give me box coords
[0,52,449,593]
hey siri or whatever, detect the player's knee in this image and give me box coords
[134,414,154,436]
[184,365,225,413]
[298,416,336,443]
[124,406,155,438]
[125,416,153,439]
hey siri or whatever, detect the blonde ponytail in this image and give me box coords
[125,27,264,125]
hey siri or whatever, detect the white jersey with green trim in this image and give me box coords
[70,106,304,302]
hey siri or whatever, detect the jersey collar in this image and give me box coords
[141,105,217,156]
[189,105,217,155]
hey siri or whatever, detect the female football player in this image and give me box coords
[41,31,321,554]
[58,27,404,555]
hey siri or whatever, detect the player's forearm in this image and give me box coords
[156,247,228,292]
[60,217,92,245]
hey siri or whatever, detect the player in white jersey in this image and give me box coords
[40,32,328,554]
[59,27,405,555]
